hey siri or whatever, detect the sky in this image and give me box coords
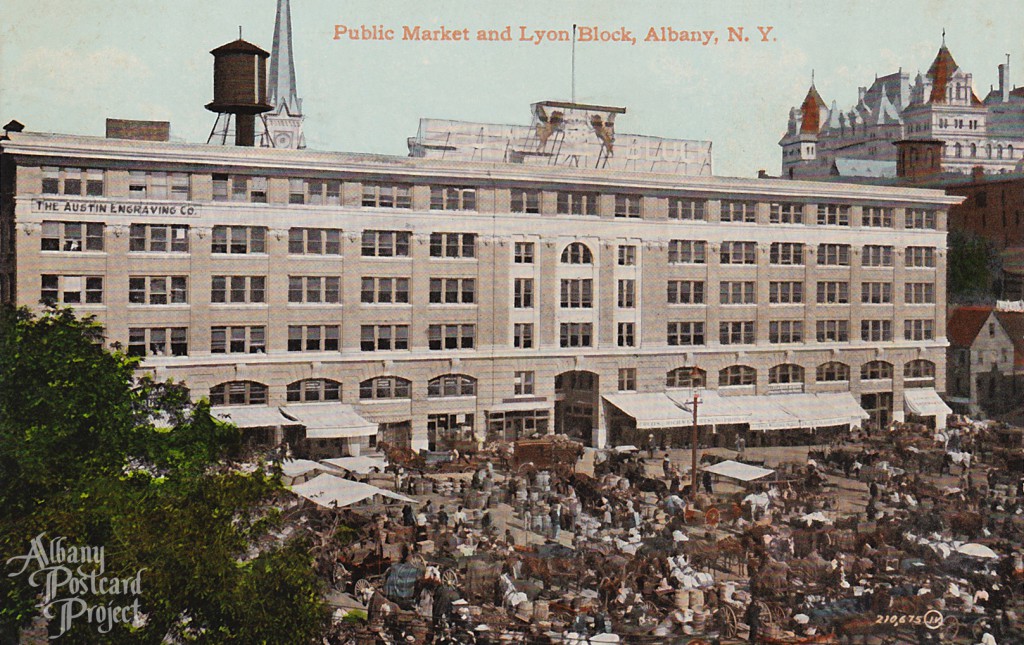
[1,0,1022,178]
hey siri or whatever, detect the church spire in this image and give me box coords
[268,0,301,116]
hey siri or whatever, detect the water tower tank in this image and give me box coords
[205,39,273,146]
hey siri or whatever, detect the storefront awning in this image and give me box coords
[280,403,378,439]
[603,392,688,429]
[739,396,800,431]
[485,400,552,413]
[211,405,296,429]
[772,392,869,428]
[904,389,952,418]
[666,390,753,426]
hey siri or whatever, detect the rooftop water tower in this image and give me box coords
[205,35,273,146]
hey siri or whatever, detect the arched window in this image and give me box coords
[954,143,962,158]
[769,363,804,385]
[719,365,756,387]
[560,242,593,264]
[1009,145,1016,158]
[359,376,411,400]
[904,359,936,380]
[997,144,1004,159]
[210,381,268,406]
[816,362,850,382]
[666,367,706,388]
[286,379,341,402]
[986,144,992,158]
[861,361,893,380]
[427,374,477,397]
[970,143,977,158]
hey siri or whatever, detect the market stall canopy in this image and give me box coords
[704,460,775,482]
[280,402,377,439]
[956,543,999,559]
[211,405,296,429]
[904,389,952,425]
[290,473,415,508]
[603,392,688,429]
[322,455,388,474]
[280,459,325,479]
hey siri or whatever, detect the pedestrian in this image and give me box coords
[662,453,672,478]
[505,528,516,546]
[746,597,763,642]
[437,505,449,530]
[703,470,714,495]
[454,505,467,531]
[550,503,561,540]
[481,509,492,532]
[869,481,879,500]
[402,504,415,527]
[647,433,656,459]
[736,434,746,457]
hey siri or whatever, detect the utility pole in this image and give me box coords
[690,390,699,501]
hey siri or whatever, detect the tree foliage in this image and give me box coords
[0,306,328,644]
[947,229,1002,303]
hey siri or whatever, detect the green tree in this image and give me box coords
[947,229,1002,303]
[0,306,328,644]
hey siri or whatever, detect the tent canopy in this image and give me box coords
[290,473,415,508]
[281,402,377,439]
[280,459,324,478]
[322,456,388,474]
[703,460,775,482]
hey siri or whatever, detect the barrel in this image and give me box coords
[515,601,534,622]
[689,589,704,610]
[674,589,690,610]
[533,599,550,621]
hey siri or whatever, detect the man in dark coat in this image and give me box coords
[746,599,762,642]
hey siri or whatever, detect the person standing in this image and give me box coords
[746,598,762,642]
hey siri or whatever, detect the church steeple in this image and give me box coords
[262,0,306,148]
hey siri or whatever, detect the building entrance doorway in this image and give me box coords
[860,392,892,429]
[554,370,599,445]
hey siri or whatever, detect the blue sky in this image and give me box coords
[1,0,1021,177]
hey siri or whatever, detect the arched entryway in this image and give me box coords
[554,370,599,445]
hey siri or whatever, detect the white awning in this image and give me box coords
[703,460,775,482]
[603,393,688,429]
[290,473,415,508]
[904,389,952,418]
[485,400,552,413]
[280,459,325,478]
[211,405,295,429]
[281,403,377,439]
[321,456,388,474]
[666,390,752,426]
[772,392,869,428]
[740,396,800,431]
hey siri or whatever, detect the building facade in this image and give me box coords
[0,117,960,454]
[947,303,1024,417]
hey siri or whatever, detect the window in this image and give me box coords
[614,194,642,218]
[360,325,409,351]
[363,183,412,209]
[363,277,411,304]
[905,209,936,230]
[618,368,637,391]
[816,281,849,304]
[430,232,476,258]
[295,179,341,205]
[769,281,803,304]
[860,320,892,342]
[40,275,103,305]
[288,228,342,255]
[556,191,598,216]
[618,245,636,266]
[129,224,189,253]
[769,364,804,384]
[861,361,893,380]
[617,279,635,308]
[816,320,849,342]
[719,241,757,264]
[817,244,851,266]
[862,245,894,267]
[287,276,341,304]
[514,242,534,263]
[668,198,706,220]
[817,204,850,226]
[769,320,803,343]
[211,225,266,254]
[667,280,704,304]
[721,200,756,223]
[668,239,706,264]
[719,321,755,344]
[560,279,593,308]
[362,230,411,257]
[427,324,475,350]
[559,322,593,347]
[666,367,705,388]
[513,371,534,396]
[287,379,342,402]
[769,202,802,224]
[212,174,229,201]
[861,282,892,304]
[904,359,936,380]
[360,376,411,400]
[511,189,540,214]
[719,281,756,305]
[617,322,635,347]
[719,365,756,387]
[905,282,935,304]
[560,242,593,264]
[127,327,188,357]
[905,246,936,268]
[769,242,804,265]
[216,175,267,203]
[667,321,705,346]
[129,276,187,305]
[513,323,534,349]
[427,374,477,397]
[863,207,893,227]
[288,325,340,352]
[513,278,533,308]
[128,171,189,199]
[904,319,934,340]
[209,381,267,406]
[816,362,849,382]
[211,326,265,354]
[41,167,103,196]
[211,276,266,304]
[430,186,476,211]
[41,222,104,252]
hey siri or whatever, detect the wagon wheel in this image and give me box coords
[717,604,738,639]
[409,553,428,569]
[769,602,787,625]
[705,507,721,528]
[353,578,374,600]
[755,600,774,626]
[942,615,959,641]
[441,568,459,586]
